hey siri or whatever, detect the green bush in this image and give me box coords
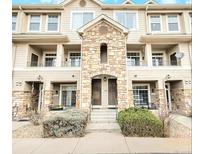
[42,109,88,138]
[118,107,164,137]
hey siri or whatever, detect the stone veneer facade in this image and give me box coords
[171,88,192,116]
[80,21,129,110]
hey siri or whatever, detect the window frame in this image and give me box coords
[46,14,60,32]
[126,51,141,66]
[59,84,77,107]
[166,14,181,33]
[189,12,192,33]
[69,52,81,67]
[132,83,151,107]
[70,11,95,31]
[152,52,164,66]
[30,53,39,67]
[113,10,139,31]
[43,52,57,67]
[149,15,162,33]
[28,14,42,32]
[12,13,17,32]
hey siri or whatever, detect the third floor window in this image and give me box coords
[72,12,94,30]
[150,15,161,32]
[47,15,59,32]
[29,15,40,32]
[115,12,137,29]
[167,15,179,32]
[12,14,17,32]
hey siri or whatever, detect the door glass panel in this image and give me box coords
[31,53,38,66]
[108,79,117,105]
[92,79,101,105]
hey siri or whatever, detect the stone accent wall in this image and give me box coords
[12,91,31,120]
[155,89,169,119]
[42,90,54,112]
[76,90,80,109]
[81,21,128,110]
[128,90,134,107]
[171,89,192,116]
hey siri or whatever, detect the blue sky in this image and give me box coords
[12,0,192,5]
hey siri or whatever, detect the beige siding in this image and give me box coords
[13,70,80,91]
[14,44,29,68]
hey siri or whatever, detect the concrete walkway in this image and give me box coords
[13,132,191,154]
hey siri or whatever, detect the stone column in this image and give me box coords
[128,90,134,107]
[56,44,64,67]
[12,91,31,120]
[145,43,152,66]
[76,90,81,109]
[42,81,54,112]
[155,80,168,119]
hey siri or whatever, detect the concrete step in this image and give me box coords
[86,122,121,133]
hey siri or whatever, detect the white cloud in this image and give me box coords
[40,0,64,4]
[160,0,177,4]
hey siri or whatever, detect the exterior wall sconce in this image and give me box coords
[72,74,75,78]
[134,75,137,78]
[37,75,43,81]
[166,74,171,80]
[103,76,107,81]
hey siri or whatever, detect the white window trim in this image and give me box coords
[45,14,60,32]
[127,51,141,67]
[59,84,77,106]
[43,51,57,66]
[113,10,139,31]
[132,83,151,107]
[149,15,162,33]
[166,14,181,33]
[70,11,95,31]
[28,14,42,32]
[12,13,18,32]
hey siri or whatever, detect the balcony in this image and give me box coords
[127,44,182,68]
[27,44,81,69]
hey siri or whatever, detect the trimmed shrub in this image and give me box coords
[42,109,88,138]
[118,107,164,137]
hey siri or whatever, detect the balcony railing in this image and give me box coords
[62,59,81,67]
[127,60,181,67]
[27,59,81,67]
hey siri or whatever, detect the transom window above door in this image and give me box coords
[115,12,137,30]
[71,12,94,30]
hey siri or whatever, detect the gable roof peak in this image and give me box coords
[122,0,135,5]
[145,0,158,4]
[60,0,104,7]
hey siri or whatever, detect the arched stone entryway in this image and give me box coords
[79,15,129,111]
[91,74,117,108]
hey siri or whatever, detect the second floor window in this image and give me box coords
[30,53,38,67]
[70,53,81,67]
[150,15,161,32]
[167,15,179,32]
[115,12,136,29]
[47,15,59,32]
[152,53,163,66]
[44,53,56,67]
[12,14,17,32]
[72,12,94,30]
[29,15,40,32]
[100,43,107,63]
[127,53,140,66]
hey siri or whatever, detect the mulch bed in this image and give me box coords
[13,124,43,138]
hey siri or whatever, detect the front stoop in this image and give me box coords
[86,109,121,132]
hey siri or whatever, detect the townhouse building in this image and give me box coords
[12,0,192,120]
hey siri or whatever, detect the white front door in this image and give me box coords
[165,83,172,111]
